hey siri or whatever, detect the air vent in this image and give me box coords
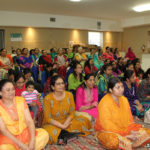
[97,21,101,29]
[50,17,56,22]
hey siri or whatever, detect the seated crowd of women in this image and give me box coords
[1,46,150,149]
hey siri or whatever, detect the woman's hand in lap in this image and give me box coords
[28,139,35,150]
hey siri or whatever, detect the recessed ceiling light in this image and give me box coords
[70,0,81,2]
[133,4,150,12]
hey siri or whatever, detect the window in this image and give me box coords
[88,32,103,47]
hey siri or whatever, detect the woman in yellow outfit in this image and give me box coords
[95,77,150,150]
[42,75,92,144]
[0,79,49,150]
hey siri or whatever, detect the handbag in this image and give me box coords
[57,130,85,145]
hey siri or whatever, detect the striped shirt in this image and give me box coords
[21,90,39,104]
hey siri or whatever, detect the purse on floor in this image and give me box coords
[57,130,85,145]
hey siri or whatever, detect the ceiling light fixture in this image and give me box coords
[70,0,81,2]
[133,4,150,12]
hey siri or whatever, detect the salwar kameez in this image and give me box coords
[95,94,150,150]
[43,91,92,144]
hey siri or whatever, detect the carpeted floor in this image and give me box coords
[45,121,150,150]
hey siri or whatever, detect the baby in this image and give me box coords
[21,80,40,122]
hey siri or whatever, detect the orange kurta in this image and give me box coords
[43,91,92,144]
[95,94,150,150]
[0,96,49,150]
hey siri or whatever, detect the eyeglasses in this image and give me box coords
[16,81,25,84]
[55,82,65,86]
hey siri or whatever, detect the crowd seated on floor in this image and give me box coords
[0,45,150,149]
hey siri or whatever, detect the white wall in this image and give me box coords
[122,16,150,28]
[141,54,150,71]
[0,11,123,31]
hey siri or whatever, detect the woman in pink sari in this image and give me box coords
[76,73,98,119]
[125,47,136,61]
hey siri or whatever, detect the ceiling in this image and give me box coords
[1,0,150,21]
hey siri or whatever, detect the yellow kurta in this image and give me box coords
[42,91,92,144]
[95,94,150,150]
[0,96,49,150]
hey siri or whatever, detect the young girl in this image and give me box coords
[14,73,26,96]
[23,68,34,83]
[96,63,112,100]
[21,81,40,122]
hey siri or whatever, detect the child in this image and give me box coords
[21,81,40,122]
[23,68,34,83]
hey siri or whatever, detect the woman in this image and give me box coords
[17,48,33,71]
[84,58,98,75]
[42,75,92,144]
[123,70,149,118]
[75,47,88,67]
[31,48,41,82]
[68,62,84,98]
[64,48,74,63]
[111,60,122,77]
[95,77,150,150]
[54,48,68,78]
[76,74,98,119]
[0,49,13,80]
[14,73,26,96]
[96,63,112,100]
[23,68,34,83]
[102,46,114,61]
[138,68,150,102]
[39,50,52,86]
[13,48,21,75]
[43,69,58,95]
[117,57,125,72]
[125,47,136,61]
[0,79,49,150]
[113,48,121,60]
[133,58,144,80]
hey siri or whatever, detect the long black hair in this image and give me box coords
[144,68,150,79]
[14,73,25,83]
[0,79,14,99]
[84,58,92,70]
[79,73,95,89]
[100,63,112,75]
[107,77,121,92]
[50,75,65,91]
[123,70,134,81]
[72,62,84,82]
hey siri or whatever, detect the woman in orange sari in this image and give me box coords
[0,79,49,150]
[95,77,150,150]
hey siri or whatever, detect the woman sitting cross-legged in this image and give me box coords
[42,75,92,144]
[76,73,98,119]
[95,77,150,150]
[0,79,49,150]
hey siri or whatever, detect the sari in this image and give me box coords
[95,93,150,150]
[0,96,49,150]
